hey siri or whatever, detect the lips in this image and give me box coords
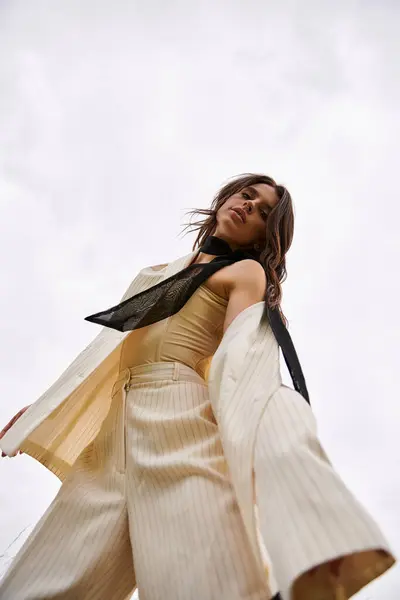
[231,207,246,223]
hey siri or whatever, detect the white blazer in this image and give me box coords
[1,249,394,597]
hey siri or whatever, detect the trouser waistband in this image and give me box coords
[112,361,206,396]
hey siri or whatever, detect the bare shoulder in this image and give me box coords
[205,259,266,302]
[222,260,266,333]
[231,259,265,280]
[228,259,266,293]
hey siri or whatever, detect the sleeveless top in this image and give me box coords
[119,284,228,379]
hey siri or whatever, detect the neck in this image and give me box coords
[210,232,256,254]
[197,234,260,263]
[190,251,214,266]
[191,235,231,266]
[211,232,240,251]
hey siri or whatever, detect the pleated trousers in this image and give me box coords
[0,362,272,600]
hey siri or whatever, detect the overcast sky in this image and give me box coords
[0,1,399,598]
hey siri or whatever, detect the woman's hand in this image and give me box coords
[0,405,31,457]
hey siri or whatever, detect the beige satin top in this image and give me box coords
[119,284,228,379]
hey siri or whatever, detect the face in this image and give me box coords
[214,183,279,249]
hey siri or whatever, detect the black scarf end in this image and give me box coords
[84,315,125,332]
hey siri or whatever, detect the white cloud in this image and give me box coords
[1,1,399,598]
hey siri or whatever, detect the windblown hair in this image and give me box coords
[181,173,295,327]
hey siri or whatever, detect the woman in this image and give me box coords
[0,173,395,600]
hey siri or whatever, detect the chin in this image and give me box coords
[218,217,241,238]
[216,227,238,244]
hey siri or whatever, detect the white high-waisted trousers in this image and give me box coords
[0,362,271,600]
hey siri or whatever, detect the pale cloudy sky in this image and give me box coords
[0,1,399,598]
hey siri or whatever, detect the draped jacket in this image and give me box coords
[0,248,299,595]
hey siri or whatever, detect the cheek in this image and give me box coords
[217,202,233,219]
[222,200,235,212]
[247,215,265,231]
[215,208,226,223]
[248,220,267,242]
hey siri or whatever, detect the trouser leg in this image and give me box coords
[124,375,273,599]
[0,395,136,600]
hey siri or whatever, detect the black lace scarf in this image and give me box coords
[85,235,309,405]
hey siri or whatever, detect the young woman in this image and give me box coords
[0,173,395,600]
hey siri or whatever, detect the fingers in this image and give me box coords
[0,406,29,438]
[1,449,22,458]
[0,414,20,437]
[0,406,30,458]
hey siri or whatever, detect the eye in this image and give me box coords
[260,208,269,221]
[242,192,251,200]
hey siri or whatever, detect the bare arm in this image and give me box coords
[223,260,267,334]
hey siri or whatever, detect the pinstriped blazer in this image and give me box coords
[0,249,284,584]
[0,251,197,471]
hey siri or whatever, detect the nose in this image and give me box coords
[243,200,253,213]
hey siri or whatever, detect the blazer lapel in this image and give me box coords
[163,248,200,280]
[0,250,200,457]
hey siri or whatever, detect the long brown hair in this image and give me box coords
[181,173,295,327]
